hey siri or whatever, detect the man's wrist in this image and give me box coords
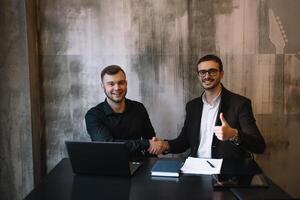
[229,129,240,145]
[162,140,170,154]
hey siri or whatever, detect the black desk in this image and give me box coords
[24,158,292,200]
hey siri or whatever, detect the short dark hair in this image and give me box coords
[196,54,223,72]
[100,65,126,81]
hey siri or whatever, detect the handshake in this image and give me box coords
[148,137,170,155]
[146,113,238,155]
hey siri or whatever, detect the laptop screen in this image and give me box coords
[65,141,141,176]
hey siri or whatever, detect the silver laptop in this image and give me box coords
[65,141,142,176]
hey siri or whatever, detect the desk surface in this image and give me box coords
[25,158,292,200]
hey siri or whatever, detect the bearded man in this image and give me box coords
[85,65,158,156]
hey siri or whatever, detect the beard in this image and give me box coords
[104,89,127,104]
[200,77,221,90]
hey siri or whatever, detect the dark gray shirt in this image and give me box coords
[85,98,156,155]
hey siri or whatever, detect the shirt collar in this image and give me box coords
[103,98,130,115]
[202,90,221,107]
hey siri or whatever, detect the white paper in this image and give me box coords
[180,157,223,175]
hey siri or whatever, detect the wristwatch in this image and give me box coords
[229,129,241,146]
[162,140,170,154]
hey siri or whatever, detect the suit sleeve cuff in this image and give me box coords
[141,139,150,150]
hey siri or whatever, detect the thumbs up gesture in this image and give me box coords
[214,113,237,141]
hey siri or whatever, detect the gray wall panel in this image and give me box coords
[36,1,300,198]
[0,1,33,200]
[37,1,300,197]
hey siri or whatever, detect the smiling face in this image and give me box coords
[197,60,224,91]
[101,70,127,104]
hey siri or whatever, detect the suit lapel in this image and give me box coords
[190,97,203,157]
[215,85,230,125]
[212,86,229,157]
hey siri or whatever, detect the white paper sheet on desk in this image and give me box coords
[180,157,223,175]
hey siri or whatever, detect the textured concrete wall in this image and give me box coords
[1,0,300,199]
[37,0,300,197]
[0,1,33,200]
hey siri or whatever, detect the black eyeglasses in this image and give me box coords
[197,68,220,77]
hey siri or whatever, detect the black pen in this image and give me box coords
[206,160,215,168]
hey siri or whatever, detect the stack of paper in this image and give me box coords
[180,157,223,175]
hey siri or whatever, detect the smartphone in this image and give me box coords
[212,174,268,188]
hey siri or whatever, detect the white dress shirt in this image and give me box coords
[197,92,221,158]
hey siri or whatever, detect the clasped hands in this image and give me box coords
[148,113,237,155]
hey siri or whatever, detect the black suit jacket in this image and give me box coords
[168,86,266,159]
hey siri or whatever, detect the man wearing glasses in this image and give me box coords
[149,54,266,160]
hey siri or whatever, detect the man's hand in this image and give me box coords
[214,113,238,141]
[148,137,169,155]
